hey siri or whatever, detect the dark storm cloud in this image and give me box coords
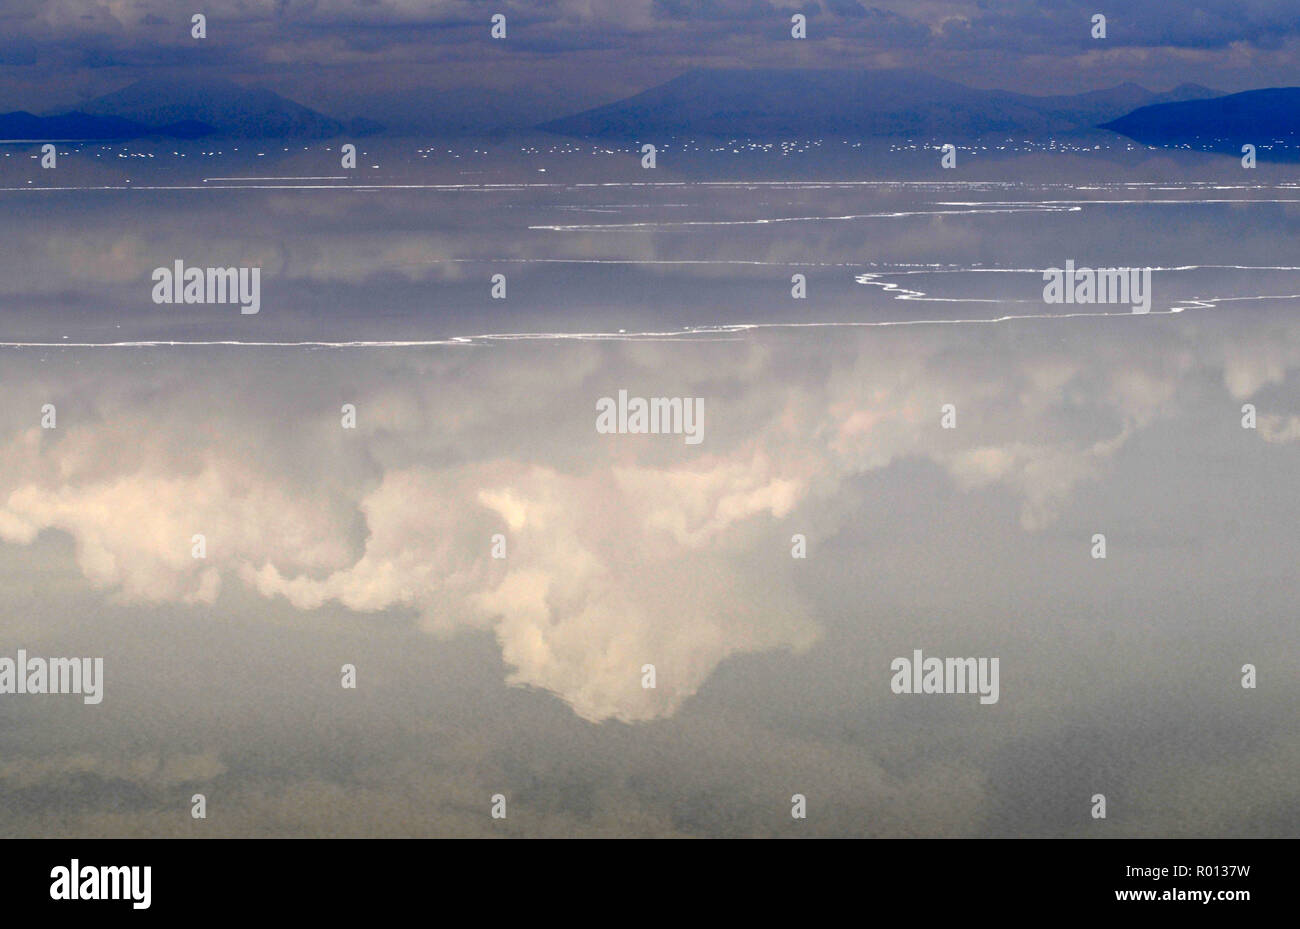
[933,0,1300,52]
[653,0,778,21]
[824,0,868,18]
[9,1,1293,51]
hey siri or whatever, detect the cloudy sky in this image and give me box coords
[5,1,1300,125]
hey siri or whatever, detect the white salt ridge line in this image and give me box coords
[0,183,561,192]
[1168,293,1300,312]
[6,266,1294,349]
[937,199,1300,206]
[4,268,1295,350]
[529,205,1082,231]
[0,309,1200,350]
[203,176,349,181]
[857,272,1013,304]
[855,267,1300,313]
[864,264,1300,274]
[467,308,1200,338]
[0,339,466,348]
[93,258,1300,275]
[0,334,741,348]
[424,257,866,267]
[701,310,1190,331]
[565,181,1019,188]
[0,181,994,193]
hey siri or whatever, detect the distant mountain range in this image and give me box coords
[538,68,1222,138]
[1101,87,1300,144]
[0,110,208,140]
[11,71,1300,144]
[0,78,382,140]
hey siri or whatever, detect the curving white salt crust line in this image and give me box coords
[854,265,1300,312]
[0,312,1187,348]
[4,265,1298,348]
[936,198,1300,207]
[528,205,1082,230]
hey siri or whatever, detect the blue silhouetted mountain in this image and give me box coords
[1101,87,1300,144]
[73,77,364,138]
[0,110,208,140]
[538,68,1221,138]
[346,116,387,138]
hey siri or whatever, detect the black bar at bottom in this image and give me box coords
[4,838,1286,916]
